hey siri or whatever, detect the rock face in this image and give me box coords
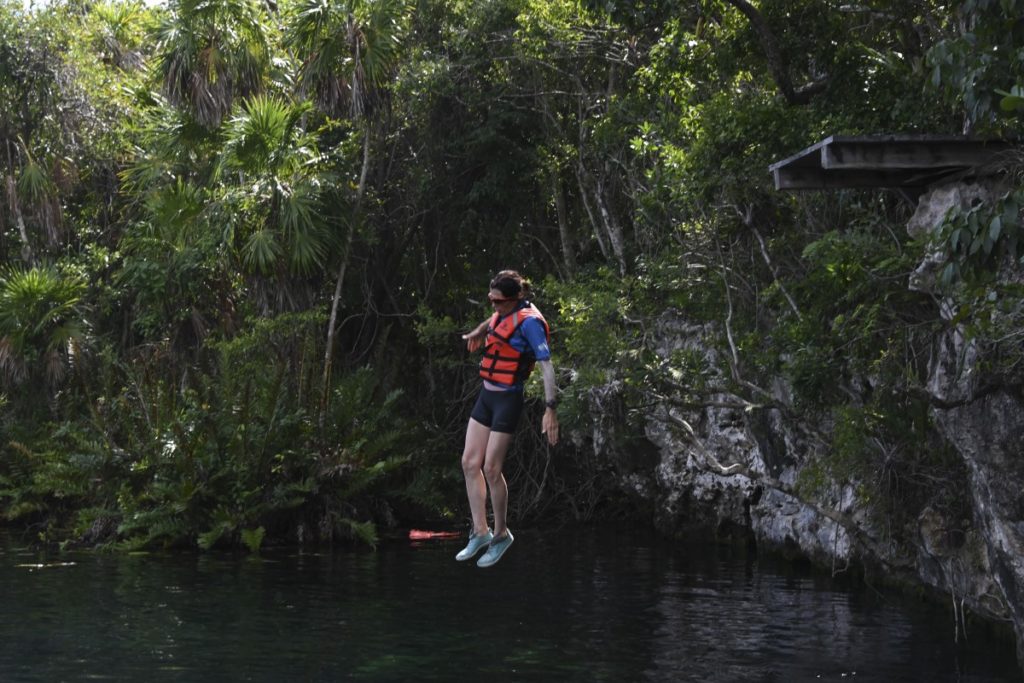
[591,180,1024,666]
[600,314,859,568]
[910,182,1024,664]
[935,392,1024,660]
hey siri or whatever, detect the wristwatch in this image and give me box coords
[545,399,558,409]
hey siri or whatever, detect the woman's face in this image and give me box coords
[488,288,519,315]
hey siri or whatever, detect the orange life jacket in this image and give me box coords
[479,303,550,385]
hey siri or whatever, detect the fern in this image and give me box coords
[240,526,265,553]
[4,500,45,520]
[197,524,233,550]
[116,507,190,549]
[1,336,431,550]
[267,478,315,512]
[340,518,378,548]
[339,455,410,500]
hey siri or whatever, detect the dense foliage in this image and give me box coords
[0,0,1020,551]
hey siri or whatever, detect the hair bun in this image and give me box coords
[490,270,527,298]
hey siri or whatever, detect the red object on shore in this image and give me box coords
[408,529,461,540]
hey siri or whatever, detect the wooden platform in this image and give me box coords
[769,135,1017,191]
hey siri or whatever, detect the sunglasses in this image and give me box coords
[488,295,516,304]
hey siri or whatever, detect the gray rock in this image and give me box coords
[585,179,1024,666]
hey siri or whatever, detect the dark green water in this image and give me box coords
[0,526,1019,682]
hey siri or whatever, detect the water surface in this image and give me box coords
[0,526,1018,681]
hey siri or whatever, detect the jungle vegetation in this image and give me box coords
[0,0,1021,551]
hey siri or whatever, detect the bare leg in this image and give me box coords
[462,418,491,535]
[482,431,513,537]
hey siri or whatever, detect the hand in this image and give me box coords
[462,320,489,352]
[462,329,485,352]
[542,408,559,446]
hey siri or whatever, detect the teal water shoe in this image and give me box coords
[476,530,514,568]
[455,529,493,561]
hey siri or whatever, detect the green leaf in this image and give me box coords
[18,160,52,203]
[341,518,378,548]
[989,215,1002,243]
[950,227,965,251]
[242,229,283,274]
[1003,200,1019,227]
[995,88,1024,112]
[939,262,956,287]
[241,526,265,553]
[967,210,980,234]
[197,518,235,550]
[949,303,973,325]
[999,95,1024,112]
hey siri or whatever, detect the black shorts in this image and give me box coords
[469,387,525,434]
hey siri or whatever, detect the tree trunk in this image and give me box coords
[723,0,829,105]
[319,126,371,431]
[4,141,32,264]
[575,163,609,261]
[552,172,576,276]
[595,166,627,275]
[5,174,33,265]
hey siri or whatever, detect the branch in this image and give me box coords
[905,381,1006,410]
[723,0,830,105]
[575,163,610,261]
[524,231,565,280]
[716,241,782,407]
[736,203,802,320]
[650,388,768,413]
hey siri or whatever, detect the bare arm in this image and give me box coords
[539,359,559,446]
[539,360,556,404]
[462,318,490,351]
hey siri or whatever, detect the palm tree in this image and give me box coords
[219,94,332,312]
[154,0,271,129]
[16,150,62,253]
[285,0,413,426]
[286,0,410,120]
[118,91,229,348]
[92,0,147,71]
[0,266,85,391]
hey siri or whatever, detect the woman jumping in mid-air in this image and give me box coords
[456,270,559,567]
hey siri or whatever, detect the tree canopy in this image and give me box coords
[0,0,1020,551]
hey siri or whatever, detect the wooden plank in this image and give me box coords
[772,165,961,191]
[767,136,833,173]
[821,139,1014,170]
[768,135,1018,191]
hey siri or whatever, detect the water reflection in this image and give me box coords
[0,527,1018,681]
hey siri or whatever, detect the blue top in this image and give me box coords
[509,302,551,361]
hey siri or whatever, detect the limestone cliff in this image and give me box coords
[587,181,1024,665]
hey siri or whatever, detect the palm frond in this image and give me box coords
[281,184,328,274]
[223,95,291,172]
[339,517,377,547]
[16,159,63,247]
[93,1,146,70]
[242,228,284,274]
[358,0,414,90]
[218,95,329,283]
[44,347,65,386]
[285,0,413,119]
[0,267,86,389]
[0,338,27,386]
[17,159,52,204]
[156,0,271,127]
